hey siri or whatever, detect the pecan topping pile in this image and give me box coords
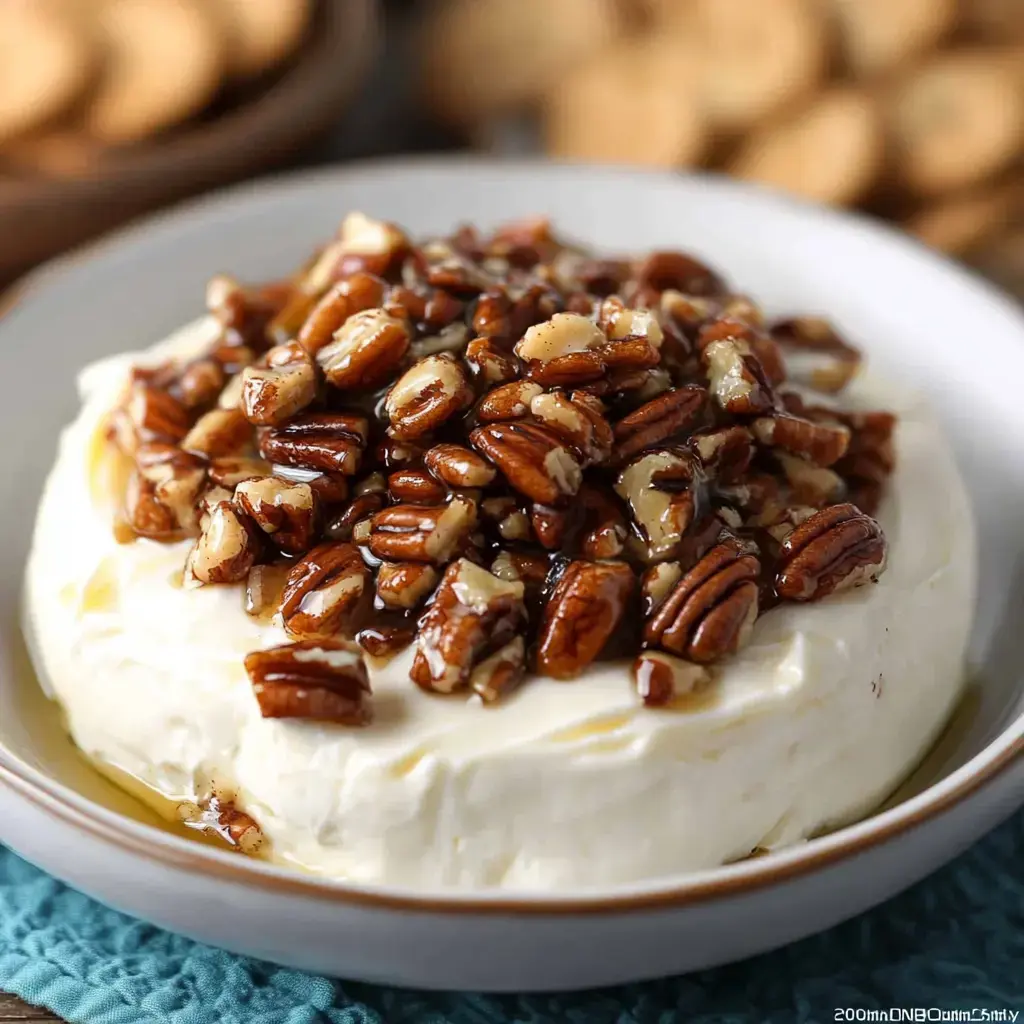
[107,213,895,721]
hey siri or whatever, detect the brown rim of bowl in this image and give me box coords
[0,730,1021,915]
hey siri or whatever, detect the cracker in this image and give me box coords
[209,0,312,79]
[0,4,95,144]
[543,37,706,169]
[889,51,1024,197]
[729,89,883,207]
[905,181,1024,255]
[84,0,224,144]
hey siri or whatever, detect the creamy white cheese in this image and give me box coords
[23,318,976,891]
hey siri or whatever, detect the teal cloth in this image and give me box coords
[1,814,1023,1024]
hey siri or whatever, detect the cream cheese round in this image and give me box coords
[23,318,976,891]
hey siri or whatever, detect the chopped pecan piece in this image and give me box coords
[476,380,544,422]
[471,636,527,704]
[245,562,290,618]
[245,640,371,725]
[410,559,525,693]
[537,560,635,680]
[645,540,760,663]
[388,468,448,505]
[529,391,613,465]
[470,422,582,504]
[133,445,206,534]
[753,414,850,467]
[280,542,368,638]
[633,651,713,708]
[777,453,844,508]
[692,425,755,483]
[234,477,317,554]
[368,495,478,563]
[375,562,440,610]
[325,492,385,541]
[241,341,317,427]
[641,561,684,616]
[126,381,191,443]
[465,336,520,384]
[124,469,189,540]
[175,358,225,409]
[771,316,861,393]
[208,456,270,488]
[471,291,512,338]
[530,504,570,550]
[701,331,775,416]
[187,502,261,584]
[384,354,474,440]
[514,313,607,385]
[316,308,412,389]
[181,408,252,458]
[259,413,368,475]
[297,273,388,355]
[634,250,725,297]
[613,386,706,463]
[579,485,628,560]
[304,212,408,289]
[775,503,887,601]
[424,443,497,487]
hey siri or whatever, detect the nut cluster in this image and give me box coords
[107,212,894,722]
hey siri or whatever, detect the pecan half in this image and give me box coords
[245,640,370,724]
[753,414,850,467]
[410,559,525,693]
[384,354,474,440]
[514,313,607,385]
[280,542,368,638]
[633,651,713,707]
[297,273,388,355]
[126,381,191,443]
[470,422,582,504]
[470,636,527,704]
[234,477,317,554]
[634,251,724,297]
[181,408,252,458]
[375,562,440,610]
[465,336,520,384]
[259,413,368,475]
[529,391,613,465]
[241,341,317,427]
[388,468,448,505]
[775,503,887,601]
[644,540,760,663]
[613,386,706,463]
[424,443,496,487]
[530,504,570,550]
[175,358,225,409]
[368,495,478,563]
[476,380,544,422]
[187,501,261,584]
[316,308,412,389]
[536,560,635,680]
[324,491,385,541]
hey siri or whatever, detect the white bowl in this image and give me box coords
[1,160,1022,992]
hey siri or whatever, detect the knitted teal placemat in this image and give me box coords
[2,813,1023,1024]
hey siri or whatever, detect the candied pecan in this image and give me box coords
[597,297,664,353]
[490,551,550,590]
[410,323,470,360]
[187,502,261,584]
[776,453,844,508]
[614,447,704,560]
[134,444,206,531]
[537,561,635,680]
[775,503,887,602]
[470,422,583,504]
[471,636,527,704]
[357,626,416,659]
[388,468,448,505]
[633,651,713,708]
[418,239,495,295]
[481,497,532,542]
[634,251,725,297]
[316,308,412,390]
[753,414,850,467]
[692,425,755,483]
[514,313,606,385]
[529,391,613,465]
[375,436,423,469]
[641,561,684,616]
[644,540,760,663]
[325,492,384,541]
[471,291,512,338]
[375,562,440,610]
[175,358,225,409]
[465,336,520,384]
[719,294,766,328]
[384,354,474,440]
[368,495,478,563]
[124,469,187,540]
[280,542,368,638]
[410,559,525,693]
[208,455,270,488]
[234,476,317,554]
[771,316,861,393]
[531,504,570,550]
[206,274,283,349]
[476,380,544,422]
[245,562,290,617]
[126,381,191,443]
[245,640,370,725]
[259,413,368,475]
[424,443,496,487]
[833,410,896,512]
[181,408,252,458]
[613,386,706,463]
[298,274,388,355]
[579,485,628,560]
[240,341,317,427]
[304,213,408,289]
[700,331,775,417]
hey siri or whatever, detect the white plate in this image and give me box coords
[1,160,1023,992]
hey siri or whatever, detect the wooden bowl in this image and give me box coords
[0,0,379,280]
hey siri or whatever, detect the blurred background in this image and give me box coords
[1,0,1023,299]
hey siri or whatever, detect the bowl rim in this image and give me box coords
[2,157,1023,916]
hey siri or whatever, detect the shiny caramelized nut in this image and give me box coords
[124,469,186,540]
[280,542,368,638]
[777,453,844,508]
[410,559,525,693]
[771,316,861,393]
[304,212,408,290]
[529,391,613,465]
[187,502,261,584]
[384,354,473,440]
[472,291,512,338]
[776,503,887,602]
[635,251,724,297]
[260,412,368,475]
[692,426,755,483]
[126,382,191,442]
[181,408,252,458]
[490,551,549,590]
[297,273,388,355]
[471,637,527,704]
[514,313,606,385]
[537,561,635,680]
[641,562,684,616]
[133,445,206,532]
[465,336,520,383]
[208,456,270,488]
[325,492,385,541]
[701,337,775,416]
[368,495,478,563]
[234,477,317,554]
[645,540,760,663]
[388,468,448,504]
[424,443,496,487]
[613,386,706,463]
[498,509,532,541]
[530,504,570,550]
[579,485,628,560]
[470,422,582,504]
[614,447,703,560]
[409,323,470,360]
[634,651,713,708]
[176,358,225,409]
[316,308,412,389]
[245,562,290,617]
[245,640,370,724]
[719,295,765,328]
[240,342,317,426]
[752,414,850,467]
[598,297,664,349]
[476,380,544,422]
[375,562,439,610]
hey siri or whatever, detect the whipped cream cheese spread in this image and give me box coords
[24,316,976,891]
